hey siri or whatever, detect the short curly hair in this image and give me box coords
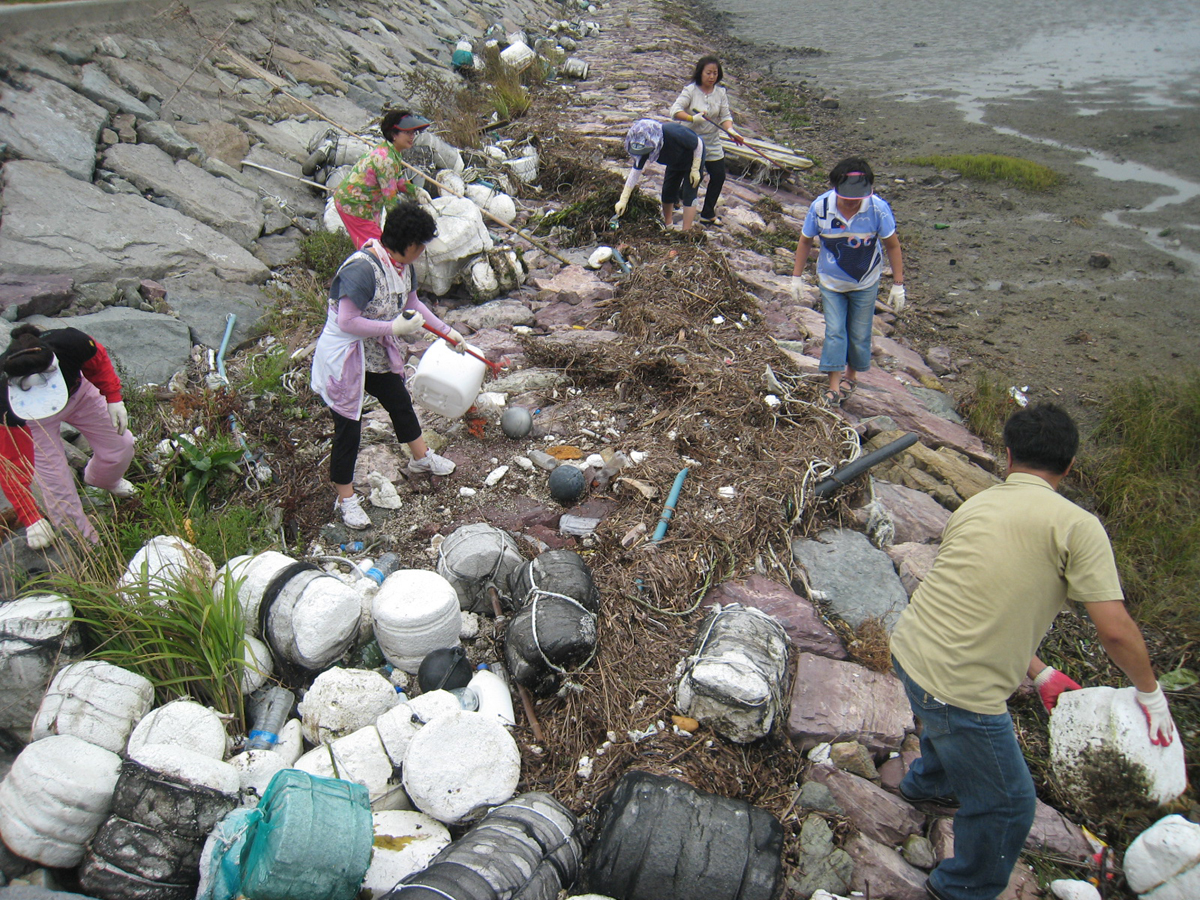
[381,202,437,254]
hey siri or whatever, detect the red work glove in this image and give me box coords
[1033,666,1082,712]
[1136,684,1176,746]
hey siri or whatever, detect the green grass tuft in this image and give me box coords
[1078,372,1200,639]
[904,153,1063,191]
[960,371,1018,454]
[298,231,354,282]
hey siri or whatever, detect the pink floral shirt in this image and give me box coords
[333,143,412,221]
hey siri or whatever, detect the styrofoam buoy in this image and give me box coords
[360,811,451,898]
[261,563,362,670]
[548,465,585,504]
[118,535,217,601]
[402,709,520,824]
[504,154,539,184]
[32,659,154,753]
[372,570,462,674]
[214,551,294,634]
[375,692,460,767]
[464,183,517,224]
[1050,686,1187,807]
[242,634,273,694]
[0,593,80,732]
[294,724,411,811]
[128,743,241,798]
[436,523,525,614]
[395,793,581,899]
[0,734,123,867]
[1123,814,1200,899]
[676,603,790,743]
[126,699,229,760]
[436,168,466,197]
[299,667,400,744]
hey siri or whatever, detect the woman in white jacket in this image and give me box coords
[670,55,745,226]
[311,202,464,528]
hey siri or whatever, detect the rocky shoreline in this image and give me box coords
[0,1,1190,899]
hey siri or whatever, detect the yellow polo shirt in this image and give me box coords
[890,473,1124,715]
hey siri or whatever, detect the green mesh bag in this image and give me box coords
[240,769,373,900]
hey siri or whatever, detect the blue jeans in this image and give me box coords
[818,283,877,374]
[893,658,1036,900]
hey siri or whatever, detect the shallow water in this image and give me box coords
[699,0,1200,264]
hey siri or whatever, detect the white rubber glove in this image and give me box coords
[690,158,702,187]
[614,184,634,218]
[414,187,433,206]
[107,401,128,435]
[789,276,805,305]
[446,328,466,351]
[888,284,907,315]
[1136,684,1176,746]
[391,310,426,336]
[25,518,55,551]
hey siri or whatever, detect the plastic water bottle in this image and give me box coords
[364,552,402,585]
[245,686,294,750]
[469,663,516,725]
[449,686,479,711]
[341,541,365,553]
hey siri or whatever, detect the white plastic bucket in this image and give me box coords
[500,41,534,72]
[409,339,488,419]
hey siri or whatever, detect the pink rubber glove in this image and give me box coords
[1033,666,1082,712]
[1136,685,1176,746]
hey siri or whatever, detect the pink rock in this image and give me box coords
[735,267,792,304]
[703,575,847,660]
[531,265,614,305]
[998,863,1043,900]
[139,279,168,302]
[930,818,954,859]
[844,832,928,900]
[473,497,549,532]
[788,653,913,753]
[1026,799,1092,862]
[0,274,74,318]
[839,367,994,468]
[885,543,939,597]
[808,764,925,845]
[860,481,951,544]
[877,750,920,792]
[533,298,606,329]
[875,336,938,383]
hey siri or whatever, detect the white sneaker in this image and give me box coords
[407,451,455,476]
[335,494,372,529]
[84,477,136,499]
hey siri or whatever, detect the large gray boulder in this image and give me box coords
[0,73,108,180]
[79,63,157,119]
[164,273,270,349]
[24,308,192,387]
[791,528,910,630]
[103,144,264,247]
[0,161,269,285]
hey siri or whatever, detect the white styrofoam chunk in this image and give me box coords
[1050,687,1187,806]
[274,717,304,764]
[0,734,122,867]
[402,709,520,824]
[0,593,79,731]
[228,748,290,800]
[128,743,240,797]
[361,811,452,898]
[464,184,517,224]
[32,659,154,753]
[1049,881,1101,900]
[286,575,361,669]
[1124,814,1200,894]
[375,691,459,768]
[126,699,228,759]
[299,667,400,745]
[213,551,293,635]
[294,725,407,809]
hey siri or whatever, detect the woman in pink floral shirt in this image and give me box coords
[334,110,432,248]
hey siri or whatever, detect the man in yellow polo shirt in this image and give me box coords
[890,403,1176,900]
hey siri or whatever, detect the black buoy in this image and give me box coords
[417,646,473,693]
[548,465,585,505]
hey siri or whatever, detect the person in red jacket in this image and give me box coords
[0,424,54,549]
[1,324,135,545]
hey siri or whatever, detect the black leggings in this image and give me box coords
[329,371,422,484]
[700,157,727,220]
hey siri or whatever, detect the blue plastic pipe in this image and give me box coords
[652,467,689,542]
[216,313,236,383]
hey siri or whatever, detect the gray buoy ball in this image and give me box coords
[548,465,585,505]
[501,406,533,439]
